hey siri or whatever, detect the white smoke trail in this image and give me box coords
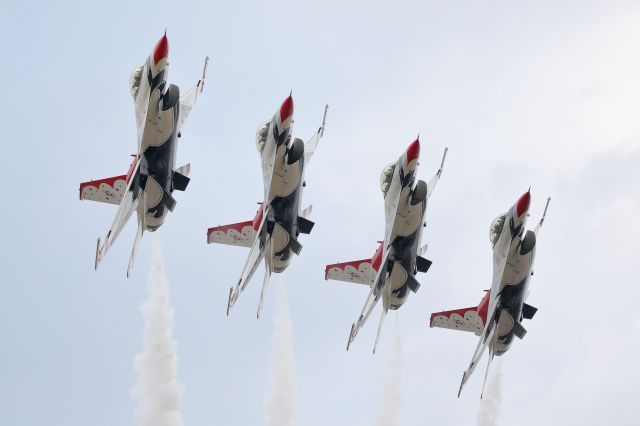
[477,365,502,426]
[265,277,296,426]
[377,315,403,426]
[131,238,184,426]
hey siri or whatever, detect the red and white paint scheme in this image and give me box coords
[79,32,208,276]
[430,192,550,398]
[207,96,328,318]
[326,139,448,353]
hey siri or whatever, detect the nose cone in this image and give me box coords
[153,34,169,65]
[516,190,531,217]
[406,138,420,163]
[403,137,420,171]
[279,95,294,124]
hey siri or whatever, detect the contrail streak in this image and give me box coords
[265,277,296,426]
[377,315,403,426]
[477,365,501,426]
[131,238,184,426]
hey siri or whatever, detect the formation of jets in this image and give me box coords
[79,33,551,398]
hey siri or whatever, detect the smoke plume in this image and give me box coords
[477,365,502,426]
[265,277,296,426]
[131,239,184,426]
[377,315,403,426]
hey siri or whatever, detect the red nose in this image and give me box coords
[516,191,531,217]
[153,34,169,65]
[406,138,420,163]
[279,95,294,123]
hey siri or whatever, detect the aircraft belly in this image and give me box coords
[502,253,532,287]
[141,91,176,151]
[271,222,290,253]
[144,176,164,208]
[262,140,283,201]
[269,160,301,199]
[389,261,408,291]
[496,310,515,338]
[389,196,424,242]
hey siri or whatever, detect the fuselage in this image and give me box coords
[488,192,536,355]
[380,139,426,310]
[130,35,181,231]
[256,96,304,272]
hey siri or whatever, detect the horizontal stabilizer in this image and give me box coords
[406,274,421,293]
[513,321,527,339]
[298,216,315,234]
[416,256,432,273]
[522,303,537,320]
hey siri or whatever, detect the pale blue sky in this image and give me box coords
[1,1,639,425]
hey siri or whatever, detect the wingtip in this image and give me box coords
[440,147,449,171]
[200,56,209,93]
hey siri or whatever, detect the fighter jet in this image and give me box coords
[430,191,550,397]
[79,33,208,276]
[207,96,328,318]
[325,139,448,353]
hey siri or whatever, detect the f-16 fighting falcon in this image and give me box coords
[79,33,208,276]
[207,96,328,318]
[430,192,550,397]
[325,139,448,353]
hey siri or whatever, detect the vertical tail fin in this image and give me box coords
[373,306,388,354]
[257,239,274,319]
[127,193,147,277]
[480,347,495,399]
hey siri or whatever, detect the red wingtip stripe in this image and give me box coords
[406,138,420,163]
[153,34,169,65]
[279,95,294,122]
[516,190,531,217]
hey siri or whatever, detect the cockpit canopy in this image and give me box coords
[489,214,506,246]
[380,162,396,196]
[256,121,270,153]
[129,64,144,98]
